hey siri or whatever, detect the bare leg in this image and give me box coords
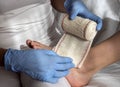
[0,67,21,87]
[21,73,71,87]
[65,31,120,87]
[26,32,120,87]
[81,31,120,74]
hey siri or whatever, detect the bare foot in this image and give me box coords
[26,39,93,87]
[26,39,52,50]
[66,68,93,87]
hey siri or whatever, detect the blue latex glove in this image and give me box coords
[4,49,74,83]
[64,0,102,31]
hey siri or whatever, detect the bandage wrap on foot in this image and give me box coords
[53,15,97,68]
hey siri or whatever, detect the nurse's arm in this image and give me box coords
[50,0,66,12]
[0,48,7,66]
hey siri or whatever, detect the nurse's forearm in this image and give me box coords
[82,31,120,74]
[50,0,66,12]
[0,48,7,66]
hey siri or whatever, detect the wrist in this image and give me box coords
[4,48,20,71]
[0,48,7,66]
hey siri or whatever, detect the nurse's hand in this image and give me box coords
[4,49,74,83]
[64,0,102,31]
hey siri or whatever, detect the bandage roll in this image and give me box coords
[54,14,97,68]
[62,15,97,40]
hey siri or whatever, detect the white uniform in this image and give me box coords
[0,0,120,87]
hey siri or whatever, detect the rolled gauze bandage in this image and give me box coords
[62,15,97,40]
[53,15,97,68]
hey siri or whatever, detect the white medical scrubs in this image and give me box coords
[0,0,120,87]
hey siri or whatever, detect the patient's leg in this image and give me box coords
[26,39,93,87]
[26,31,120,87]
[21,73,71,87]
[0,67,21,87]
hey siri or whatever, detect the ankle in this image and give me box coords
[79,47,99,76]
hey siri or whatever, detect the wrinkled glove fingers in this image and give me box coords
[86,11,102,30]
[69,7,80,20]
[54,70,69,78]
[79,11,102,30]
[39,76,59,84]
[56,56,73,63]
[55,63,74,71]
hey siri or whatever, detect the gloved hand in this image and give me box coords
[64,0,102,31]
[4,49,74,83]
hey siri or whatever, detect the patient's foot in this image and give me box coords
[66,68,94,87]
[26,39,52,50]
[26,39,95,87]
